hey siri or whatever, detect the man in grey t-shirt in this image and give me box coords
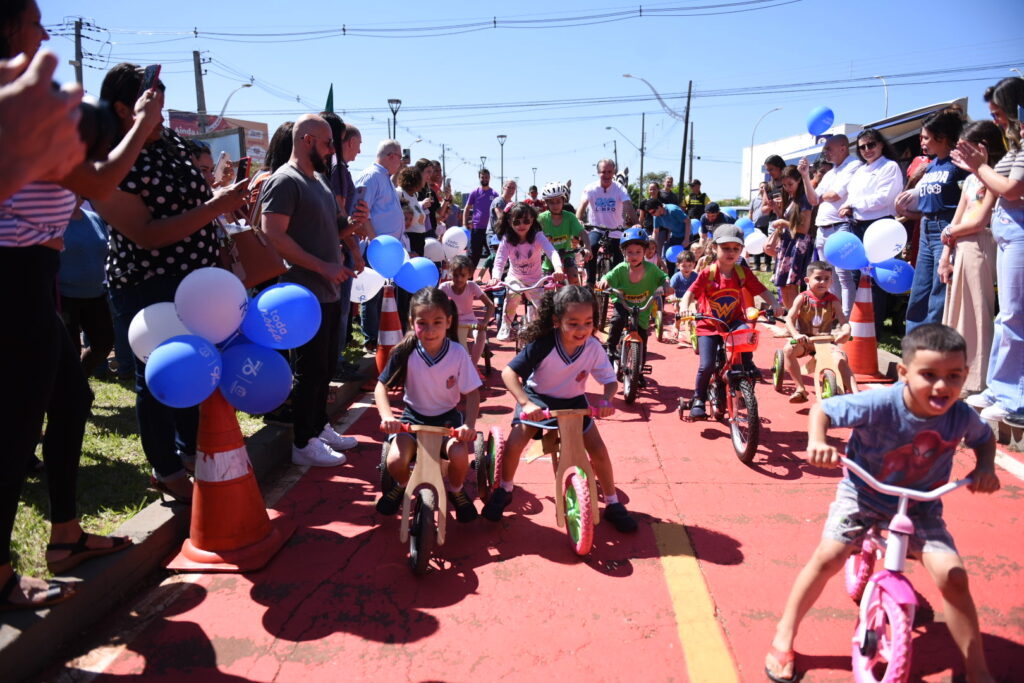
[262,114,356,467]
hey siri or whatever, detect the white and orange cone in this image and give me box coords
[166,390,295,572]
[375,283,403,376]
[844,274,893,383]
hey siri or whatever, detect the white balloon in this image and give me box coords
[423,237,445,262]
[174,267,248,344]
[128,302,190,363]
[441,226,468,259]
[744,230,768,256]
[863,219,907,263]
[350,268,386,303]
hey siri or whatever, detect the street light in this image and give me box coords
[605,138,618,169]
[497,134,508,187]
[204,83,251,133]
[749,106,782,201]
[387,98,402,139]
[624,73,690,189]
[622,74,684,121]
[480,156,487,171]
[1012,68,1024,79]
[872,76,889,119]
[532,167,537,187]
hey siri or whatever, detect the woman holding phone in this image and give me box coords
[92,63,247,503]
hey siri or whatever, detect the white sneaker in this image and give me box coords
[292,437,348,467]
[980,404,1010,421]
[319,423,358,451]
[965,393,996,409]
[497,324,512,342]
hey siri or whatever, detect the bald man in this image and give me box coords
[262,113,356,466]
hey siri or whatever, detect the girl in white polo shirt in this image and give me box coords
[375,288,483,522]
[481,286,638,533]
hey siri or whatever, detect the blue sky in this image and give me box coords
[44,0,1024,202]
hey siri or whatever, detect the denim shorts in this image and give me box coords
[822,482,957,555]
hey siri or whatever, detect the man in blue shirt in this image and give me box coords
[645,198,690,276]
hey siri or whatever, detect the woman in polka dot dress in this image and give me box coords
[92,63,246,502]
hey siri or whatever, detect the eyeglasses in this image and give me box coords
[512,218,533,226]
[858,141,879,152]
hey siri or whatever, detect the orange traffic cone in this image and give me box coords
[375,283,404,375]
[166,390,295,572]
[844,274,894,384]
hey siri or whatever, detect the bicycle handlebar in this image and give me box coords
[680,308,777,327]
[604,287,657,312]
[517,406,608,430]
[482,275,558,294]
[840,456,972,502]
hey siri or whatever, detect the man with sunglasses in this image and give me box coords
[577,158,636,286]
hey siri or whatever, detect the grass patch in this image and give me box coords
[12,376,266,579]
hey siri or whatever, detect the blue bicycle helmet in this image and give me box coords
[619,226,650,249]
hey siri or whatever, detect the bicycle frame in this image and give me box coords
[606,287,657,346]
[396,424,459,546]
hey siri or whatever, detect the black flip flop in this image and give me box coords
[0,572,76,612]
[46,531,133,574]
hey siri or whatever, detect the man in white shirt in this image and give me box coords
[813,135,861,311]
[577,158,636,285]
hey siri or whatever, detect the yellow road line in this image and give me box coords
[653,523,739,683]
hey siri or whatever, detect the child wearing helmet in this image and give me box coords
[538,182,586,285]
[596,227,670,366]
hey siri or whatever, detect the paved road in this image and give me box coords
[59,319,1024,682]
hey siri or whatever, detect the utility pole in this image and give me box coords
[193,51,208,134]
[441,144,446,178]
[639,113,645,186]
[611,139,618,170]
[680,80,692,192]
[72,19,83,85]
[688,121,695,183]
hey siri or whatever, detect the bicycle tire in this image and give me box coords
[378,442,394,494]
[851,587,912,683]
[845,544,876,603]
[476,426,504,503]
[596,291,610,332]
[408,488,437,576]
[707,375,725,421]
[772,349,785,393]
[483,342,492,376]
[623,340,642,404]
[564,468,594,556]
[655,306,664,343]
[730,378,760,464]
[822,369,840,398]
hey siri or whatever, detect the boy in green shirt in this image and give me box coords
[538,182,585,284]
[597,227,670,367]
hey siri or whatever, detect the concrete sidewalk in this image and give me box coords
[0,357,376,683]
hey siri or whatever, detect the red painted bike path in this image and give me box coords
[69,324,1024,682]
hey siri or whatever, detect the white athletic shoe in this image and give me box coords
[292,437,348,467]
[965,393,996,409]
[319,423,358,451]
[496,324,512,342]
[979,404,1010,421]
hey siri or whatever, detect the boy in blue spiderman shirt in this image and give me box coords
[679,225,782,419]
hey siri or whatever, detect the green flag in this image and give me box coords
[324,84,334,114]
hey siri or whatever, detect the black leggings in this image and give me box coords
[60,293,115,378]
[1,246,93,565]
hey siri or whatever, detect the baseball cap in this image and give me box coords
[713,225,744,245]
[706,201,720,213]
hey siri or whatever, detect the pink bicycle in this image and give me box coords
[840,456,972,683]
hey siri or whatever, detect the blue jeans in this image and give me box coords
[985,206,1024,411]
[905,217,949,333]
[108,276,197,479]
[815,221,857,316]
[693,334,752,401]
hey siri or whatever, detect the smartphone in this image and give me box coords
[138,64,161,96]
[443,177,452,194]
[354,185,367,206]
[213,151,230,183]
[235,156,251,184]
[402,148,411,164]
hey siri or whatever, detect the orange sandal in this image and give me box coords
[764,645,797,683]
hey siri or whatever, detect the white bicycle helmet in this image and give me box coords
[541,182,569,200]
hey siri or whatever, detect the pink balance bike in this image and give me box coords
[840,456,973,683]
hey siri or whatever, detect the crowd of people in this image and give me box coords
[0,8,1019,681]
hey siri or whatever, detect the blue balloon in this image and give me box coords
[807,105,835,136]
[824,231,869,270]
[241,283,322,350]
[723,207,738,219]
[736,217,756,237]
[871,258,916,294]
[145,335,222,408]
[219,343,293,414]
[367,235,406,279]
[690,217,701,235]
[394,256,440,294]
[665,245,684,263]
[218,331,251,351]
[462,227,472,245]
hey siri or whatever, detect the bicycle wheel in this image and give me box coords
[707,375,725,421]
[772,349,785,393]
[476,426,504,503]
[482,340,492,376]
[378,442,394,494]
[623,340,642,404]
[845,546,876,603]
[821,369,840,398]
[596,290,610,332]
[408,488,437,576]
[851,587,913,683]
[564,467,594,556]
[655,306,665,343]
[730,378,760,465]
